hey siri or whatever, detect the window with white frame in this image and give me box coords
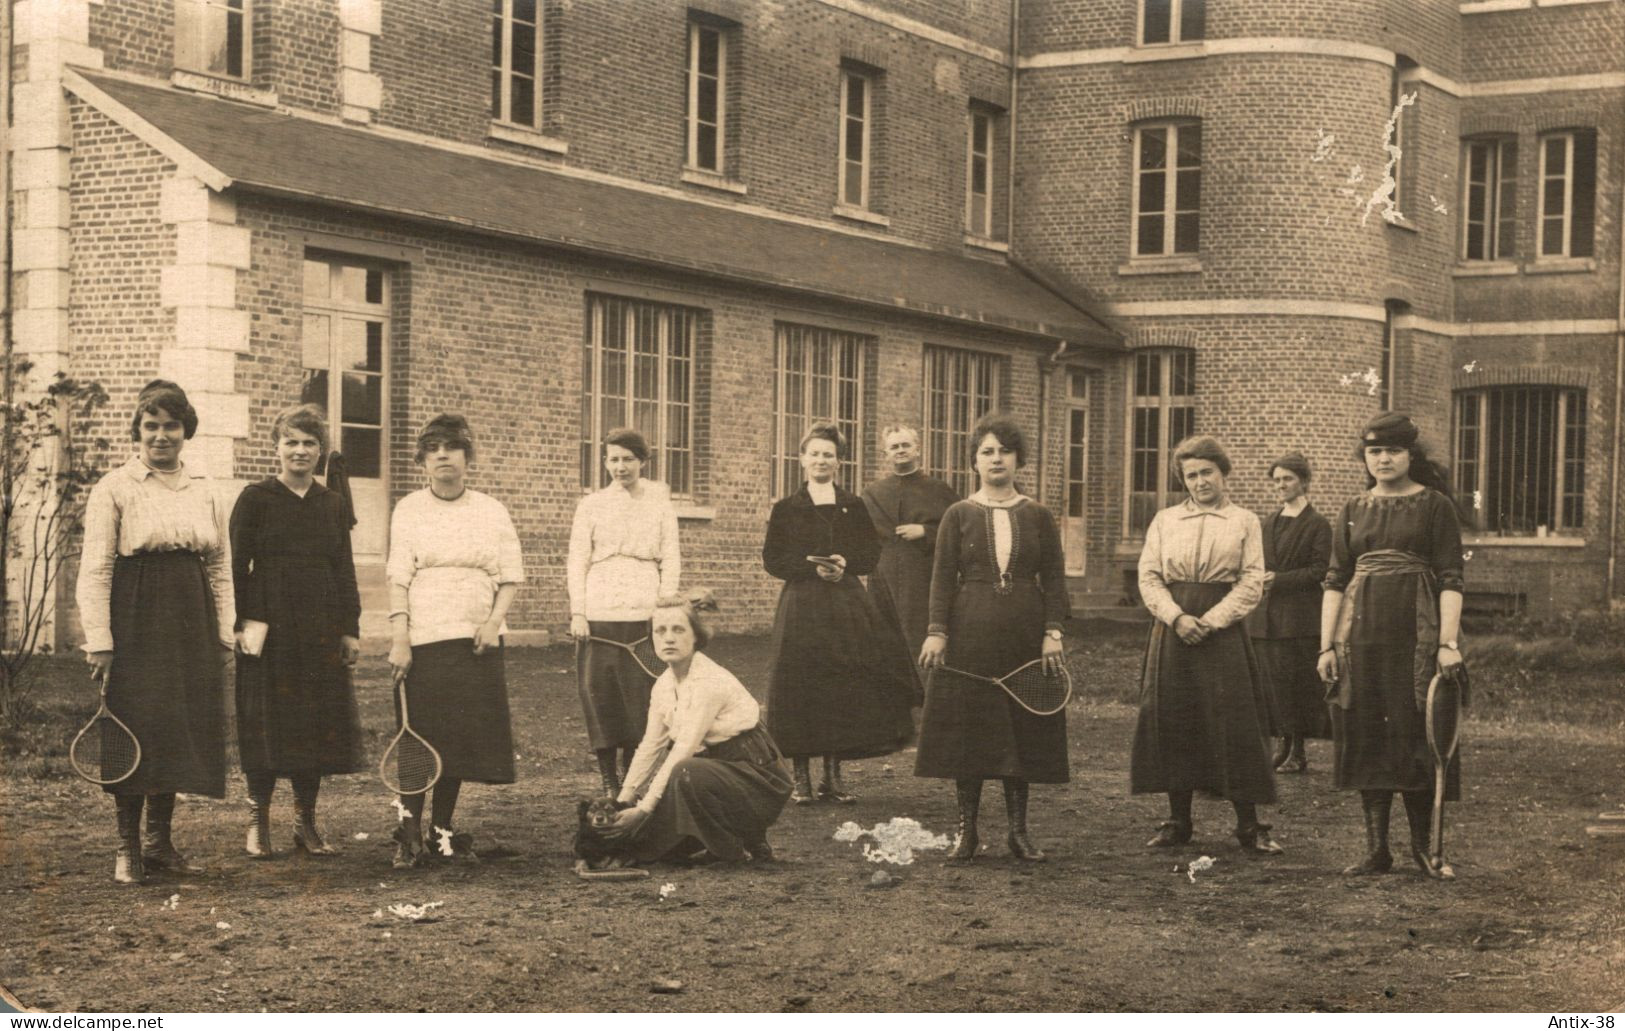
[1132,122,1200,257]
[1537,129,1597,259]
[175,0,249,79]
[1461,137,1517,261]
[491,0,542,129]
[839,68,874,209]
[1127,349,1195,535]
[580,295,699,497]
[1389,61,1417,219]
[1139,0,1205,45]
[922,345,1002,498]
[966,106,998,238]
[685,20,727,173]
[1454,386,1585,534]
[772,324,870,495]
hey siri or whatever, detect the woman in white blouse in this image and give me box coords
[76,380,236,884]
[386,414,525,868]
[602,594,792,864]
[1131,435,1283,855]
[567,427,680,796]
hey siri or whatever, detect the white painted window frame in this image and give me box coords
[686,21,727,174]
[175,0,252,81]
[839,69,873,210]
[1130,121,1200,258]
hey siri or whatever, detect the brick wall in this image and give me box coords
[1461,3,1624,83]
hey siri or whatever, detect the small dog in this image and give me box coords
[573,796,643,875]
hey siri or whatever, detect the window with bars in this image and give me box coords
[579,295,699,497]
[1132,122,1200,257]
[175,0,249,79]
[1462,137,1517,261]
[1537,129,1597,260]
[685,21,728,173]
[491,0,542,129]
[839,68,874,209]
[966,107,998,238]
[922,345,1003,498]
[1127,350,1196,535]
[1140,0,1205,44]
[772,324,870,496]
[1454,386,1586,535]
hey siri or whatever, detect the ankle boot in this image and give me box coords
[1270,737,1292,769]
[1343,792,1394,875]
[292,778,338,856]
[1404,790,1454,879]
[392,813,426,870]
[819,757,855,803]
[791,758,815,805]
[945,779,982,863]
[246,792,274,859]
[1003,779,1046,862]
[142,793,203,874]
[114,795,145,885]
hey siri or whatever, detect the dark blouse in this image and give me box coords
[230,478,362,639]
[1324,489,1464,596]
[926,498,1070,634]
[762,483,881,582]
[1256,503,1333,640]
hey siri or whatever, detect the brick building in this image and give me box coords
[3,0,1621,641]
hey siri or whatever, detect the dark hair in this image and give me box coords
[271,403,329,452]
[650,589,719,650]
[129,379,198,441]
[969,413,1027,468]
[1172,434,1232,477]
[415,413,475,464]
[799,420,846,457]
[1267,451,1312,484]
[603,427,650,463]
[1356,412,1452,496]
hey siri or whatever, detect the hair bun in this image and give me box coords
[684,586,719,613]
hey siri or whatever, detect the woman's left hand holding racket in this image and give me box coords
[388,637,412,685]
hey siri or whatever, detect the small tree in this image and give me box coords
[0,361,110,723]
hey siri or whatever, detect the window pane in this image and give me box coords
[1544,136,1566,176]
[845,118,865,161]
[303,260,329,300]
[696,125,718,171]
[1179,0,1206,41]
[1175,167,1200,211]
[302,314,330,370]
[224,4,244,77]
[1174,212,1200,253]
[511,76,535,128]
[1143,0,1172,43]
[514,0,536,23]
[340,428,381,478]
[1571,131,1596,258]
[697,28,719,76]
[845,162,864,206]
[365,269,383,305]
[1177,124,1200,166]
[1137,214,1165,255]
[846,75,865,118]
[512,22,536,77]
[300,369,329,412]
[1542,216,1564,256]
[697,75,718,122]
[1139,128,1167,171]
[341,373,382,426]
[338,319,383,372]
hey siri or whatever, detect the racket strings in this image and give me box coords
[998,665,1072,715]
[71,716,140,784]
[629,638,664,678]
[383,732,440,795]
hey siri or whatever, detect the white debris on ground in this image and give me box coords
[658,882,677,901]
[833,818,952,865]
[1187,856,1217,883]
[163,894,180,911]
[433,825,455,857]
[387,901,444,922]
[353,832,370,841]
[215,921,232,930]
[391,799,411,821]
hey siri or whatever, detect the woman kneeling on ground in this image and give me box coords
[602,594,792,864]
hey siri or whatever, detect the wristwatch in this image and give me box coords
[1439,640,1459,651]
[1045,628,1064,641]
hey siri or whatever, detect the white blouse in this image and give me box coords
[1137,499,1265,630]
[618,650,761,814]
[387,488,525,646]
[566,480,681,622]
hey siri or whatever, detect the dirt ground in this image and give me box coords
[1,622,1622,1013]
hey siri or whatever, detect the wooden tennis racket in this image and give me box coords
[379,672,442,796]
[1423,664,1467,879]
[583,635,665,679]
[69,670,141,786]
[929,658,1073,716]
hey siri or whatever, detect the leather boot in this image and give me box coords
[292,776,338,856]
[114,795,145,885]
[1003,779,1046,862]
[1270,737,1292,769]
[142,793,203,874]
[246,791,274,859]
[791,758,815,805]
[819,757,855,803]
[945,779,982,863]
[392,813,426,870]
[1404,790,1453,879]
[1343,791,1394,875]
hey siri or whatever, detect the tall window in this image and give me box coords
[1132,122,1200,257]
[1380,300,1408,411]
[1127,350,1196,534]
[1140,0,1205,44]
[1390,60,1417,218]
[175,0,248,79]
[1455,387,1586,534]
[686,21,727,173]
[966,107,997,238]
[773,324,869,495]
[1462,137,1517,261]
[491,0,542,128]
[922,345,1002,497]
[1537,129,1597,259]
[580,295,698,496]
[301,259,387,479]
[839,69,873,209]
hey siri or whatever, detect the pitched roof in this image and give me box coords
[69,70,1119,350]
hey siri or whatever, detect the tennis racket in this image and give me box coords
[930,658,1073,716]
[584,635,664,679]
[1423,664,1468,879]
[379,672,442,796]
[69,671,142,786]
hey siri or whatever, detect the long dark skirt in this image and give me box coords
[397,638,515,784]
[1253,636,1332,739]
[763,577,916,759]
[1130,582,1277,804]
[914,581,1068,783]
[626,725,793,863]
[236,622,363,777]
[577,620,656,750]
[104,551,226,797]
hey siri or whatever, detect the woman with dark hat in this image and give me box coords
[76,379,236,883]
[916,414,1069,862]
[1317,412,1465,879]
[1132,435,1283,855]
[231,403,363,858]
[762,421,915,804]
[1251,452,1333,774]
[385,414,525,868]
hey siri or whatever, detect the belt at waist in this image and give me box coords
[698,724,783,765]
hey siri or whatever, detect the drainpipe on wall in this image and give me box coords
[1608,144,1625,608]
[1006,0,1019,248]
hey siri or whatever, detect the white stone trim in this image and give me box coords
[1106,299,1387,321]
[1408,317,1620,337]
[1022,37,1395,70]
[811,0,1007,64]
[1458,72,1625,97]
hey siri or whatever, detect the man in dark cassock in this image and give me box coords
[861,426,961,669]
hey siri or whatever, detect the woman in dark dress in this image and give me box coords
[917,415,1069,863]
[1251,452,1333,774]
[762,421,915,804]
[1317,413,1464,879]
[1132,435,1283,855]
[231,404,363,858]
[76,380,235,883]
